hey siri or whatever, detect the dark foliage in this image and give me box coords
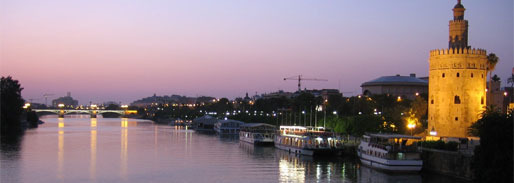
[26,111,39,128]
[1,76,25,137]
[469,108,513,182]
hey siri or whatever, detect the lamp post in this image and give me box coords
[58,104,65,118]
[407,123,416,136]
[323,100,328,128]
[121,105,128,117]
[430,127,437,136]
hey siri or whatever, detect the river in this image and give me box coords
[0,115,464,183]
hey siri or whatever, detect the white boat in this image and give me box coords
[239,123,276,145]
[357,133,423,172]
[274,126,343,156]
[214,119,244,135]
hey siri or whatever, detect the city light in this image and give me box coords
[58,104,65,108]
[504,92,508,96]
[121,105,128,108]
[415,92,419,96]
[333,111,337,115]
[23,103,30,109]
[407,123,416,129]
[430,127,437,136]
[397,96,402,102]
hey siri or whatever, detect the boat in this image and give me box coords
[274,126,343,156]
[357,133,423,172]
[192,115,217,132]
[239,123,276,145]
[214,119,244,135]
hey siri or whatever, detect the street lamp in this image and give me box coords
[407,123,416,136]
[333,111,337,115]
[430,127,437,136]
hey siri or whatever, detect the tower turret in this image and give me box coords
[428,1,488,138]
[449,0,468,49]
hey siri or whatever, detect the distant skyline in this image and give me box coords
[1,0,512,105]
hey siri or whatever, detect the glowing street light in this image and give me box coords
[121,105,128,109]
[58,104,65,108]
[333,111,337,115]
[430,127,437,136]
[23,103,31,109]
[407,123,416,136]
[397,96,402,102]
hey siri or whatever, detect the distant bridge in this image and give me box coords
[33,109,137,118]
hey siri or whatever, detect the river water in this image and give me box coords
[0,115,463,183]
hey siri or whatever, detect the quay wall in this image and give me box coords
[421,148,474,181]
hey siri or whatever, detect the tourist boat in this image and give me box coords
[357,133,423,172]
[213,119,244,135]
[239,123,276,145]
[274,126,343,156]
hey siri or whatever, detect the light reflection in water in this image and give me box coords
[90,118,97,180]
[121,118,128,180]
[57,117,64,180]
[279,156,305,183]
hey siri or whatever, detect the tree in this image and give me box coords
[468,107,513,182]
[1,76,25,137]
[486,53,499,93]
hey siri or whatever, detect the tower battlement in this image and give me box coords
[449,19,467,24]
[430,48,486,56]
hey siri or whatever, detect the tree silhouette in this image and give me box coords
[1,76,25,138]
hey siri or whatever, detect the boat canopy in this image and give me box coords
[241,123,275,128]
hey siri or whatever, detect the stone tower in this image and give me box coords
[428,1,488,137]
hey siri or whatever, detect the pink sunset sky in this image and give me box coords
[1,0,512,105]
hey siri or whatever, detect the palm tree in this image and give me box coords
[486,53,499,97]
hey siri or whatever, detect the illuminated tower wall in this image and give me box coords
[428,1,487,137]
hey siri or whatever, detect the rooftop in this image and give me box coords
[361,74,428,87]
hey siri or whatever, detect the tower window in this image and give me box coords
[442,73,445,78]
[471,73,474,78]
[481,97,484,105]
[455,117,459,121]
[431,100,434,104]
[482,74,484,78]
[454,96,461,104]
[457,73,460,77]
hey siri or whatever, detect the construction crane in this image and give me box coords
[43,93,55,106]
[27,98,42,103]
[283,75,328,91]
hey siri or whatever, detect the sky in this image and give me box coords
[1,0,513,105]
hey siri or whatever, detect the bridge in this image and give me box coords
[33,109,137,118]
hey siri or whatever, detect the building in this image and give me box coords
[52,92,79,108]
[361,74,428,100]
[428,1,488,138]
[487,80,503,110]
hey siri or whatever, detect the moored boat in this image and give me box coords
[274,126,343,156]
[239,123,276,145]
[214,119,244,135]
[357,133,422,172]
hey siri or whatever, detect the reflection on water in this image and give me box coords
[90,118,97,180]
[121,117,128,180]
[57,117,64,180]
[0,115,463,183]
